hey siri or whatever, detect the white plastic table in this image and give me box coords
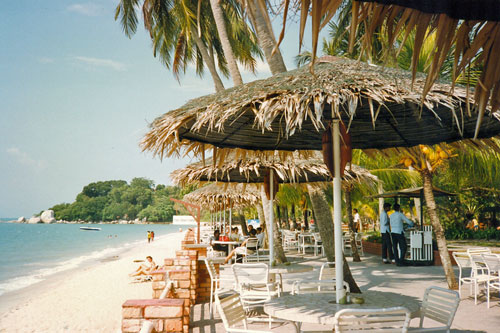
[264,291,420,329]
[268,263,314,292]
[268,263,314,275]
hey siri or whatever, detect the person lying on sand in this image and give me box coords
[129,256,157,277]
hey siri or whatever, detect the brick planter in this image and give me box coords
[362,240,382,256]
[122,299,184,333]
[122,229,218,333]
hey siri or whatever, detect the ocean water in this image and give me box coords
[0,223,184,296]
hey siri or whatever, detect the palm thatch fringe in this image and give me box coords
[182,183,260,210]
[171,151,378,190]
[279,1,500,138]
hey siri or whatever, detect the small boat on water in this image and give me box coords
[80,226,102,231]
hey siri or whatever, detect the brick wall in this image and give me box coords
[362,240,382,256]
[122,229,218,333]
[122,299,184,333]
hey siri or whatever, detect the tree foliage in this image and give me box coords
[50,178,190,222]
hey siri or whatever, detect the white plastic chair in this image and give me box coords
[298,233,315,255]
[319,261,335,281]
[242,238,261,263]
[312,233,324,256]
[469,254,493,304]
[355,232,364,255]
[335,306,411,332]
[481,254,500,308]
[282,231,299,251]
[204,258,234,318]
[452,252,474,298]
[215,293,273,333]
[409,286,460,332]
[232,263,281,327]
[467,247,491,256]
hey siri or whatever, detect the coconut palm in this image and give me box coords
[244,0,287,74]
[209,0,243,85]
[307,184,361,293]
[398,145,458,289]
[116,0,261,91]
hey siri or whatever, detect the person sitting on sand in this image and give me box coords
[224,229,259,264]
[130,256,157,277]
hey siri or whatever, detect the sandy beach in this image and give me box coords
[0,230,186,333]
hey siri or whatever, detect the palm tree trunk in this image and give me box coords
[209,0,243,86]
[307,184,361,293]
[260,187,287,263]
[246,0,287,74]
[276,205,282,228]
[256,203,268,248]
[345,187,361,262]
[237,209,248,236]
[191,32,225,92]
[422,170,458,289]
[283,206,290,229]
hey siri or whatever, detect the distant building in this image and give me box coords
[172,215,197,225]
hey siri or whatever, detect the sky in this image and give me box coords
[0,1,324,218]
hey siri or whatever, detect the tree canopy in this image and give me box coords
[49,178,189,222]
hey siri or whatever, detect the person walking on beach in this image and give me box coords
[390,204,414,266]
[147,231,151,243]
[380,203,395,264]
[151,231,155,242]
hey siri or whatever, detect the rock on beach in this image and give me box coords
[40,210,56,223]
[28,216,42,224]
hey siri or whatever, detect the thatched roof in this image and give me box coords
[182,183,260,210]
[142,57,500,161]
[171,151,378,188]
[279,1,500,135]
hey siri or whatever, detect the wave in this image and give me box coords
[0,238,144,296]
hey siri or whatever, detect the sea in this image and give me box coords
[0,220,185,297]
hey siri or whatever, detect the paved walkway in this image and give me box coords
[190,254,500,332]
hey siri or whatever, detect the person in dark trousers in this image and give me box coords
[390,204,414,266]
[380,203,395,264]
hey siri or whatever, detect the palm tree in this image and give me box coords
[399,145,458,289]
[244,0,287,74]
[307,184,361,293]
[209,0,243,85]
[260,187,287,263]
[116,0,260,91]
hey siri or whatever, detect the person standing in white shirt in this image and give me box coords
[390,204,414,266]
[380,203,395,264]
[353,209,361,232]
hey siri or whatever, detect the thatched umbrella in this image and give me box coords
[142,57,500,301]
[183,183,260,210]
[278,1,500,134]
[172,152,378,272]
[183,183,260,230]
[143,57,500,157]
